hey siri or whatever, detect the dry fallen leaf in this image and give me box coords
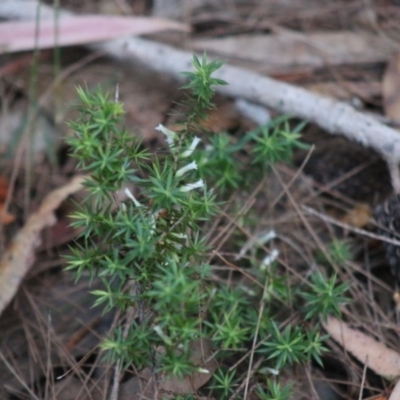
[0,175,86,316]
[119,338,217,400]
[324,316,400,379]
[0,15,189,53]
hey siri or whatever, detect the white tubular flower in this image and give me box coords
[180,179,204,193]
[153,325,172,346]
[171,232,188,240]
[149,214,156,236]
[176,161,197,178]
[236,229,276,260]
[181,136,201,158]
[155,124,177,148]
[259,230,277,245]
[264,367,279,376]
[124,188,142,208]
[260,248,279,271]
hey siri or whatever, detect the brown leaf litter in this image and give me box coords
[0,175,86,317]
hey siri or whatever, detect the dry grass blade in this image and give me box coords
[0,175,86,316]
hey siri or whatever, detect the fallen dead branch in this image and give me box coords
[101,37,400,169]
[0,175,86,316]
[2,1,400,170]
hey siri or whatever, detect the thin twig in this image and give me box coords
[0,350,42,400]
[303,206,400,247]
[229,359,263,400]
[268,144,315,212]
[109,283,138,400]
[358,356,368,400]
[109,359,122,400]
[213,250,263,288]
[243,273,269,399]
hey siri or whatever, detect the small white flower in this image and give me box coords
[264,367,279,376]
[259,230,277,245]
[168,232,187,248]
[176,161,197,178]
[180,179,204,192]
[124,188,142,208]
[155,124,177,148]
[153,325,172,345]
[181,136,201,158]
[149,213,156,236]
[260,248,279,270]
[171,232,188,239]
[236,229,277,260]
